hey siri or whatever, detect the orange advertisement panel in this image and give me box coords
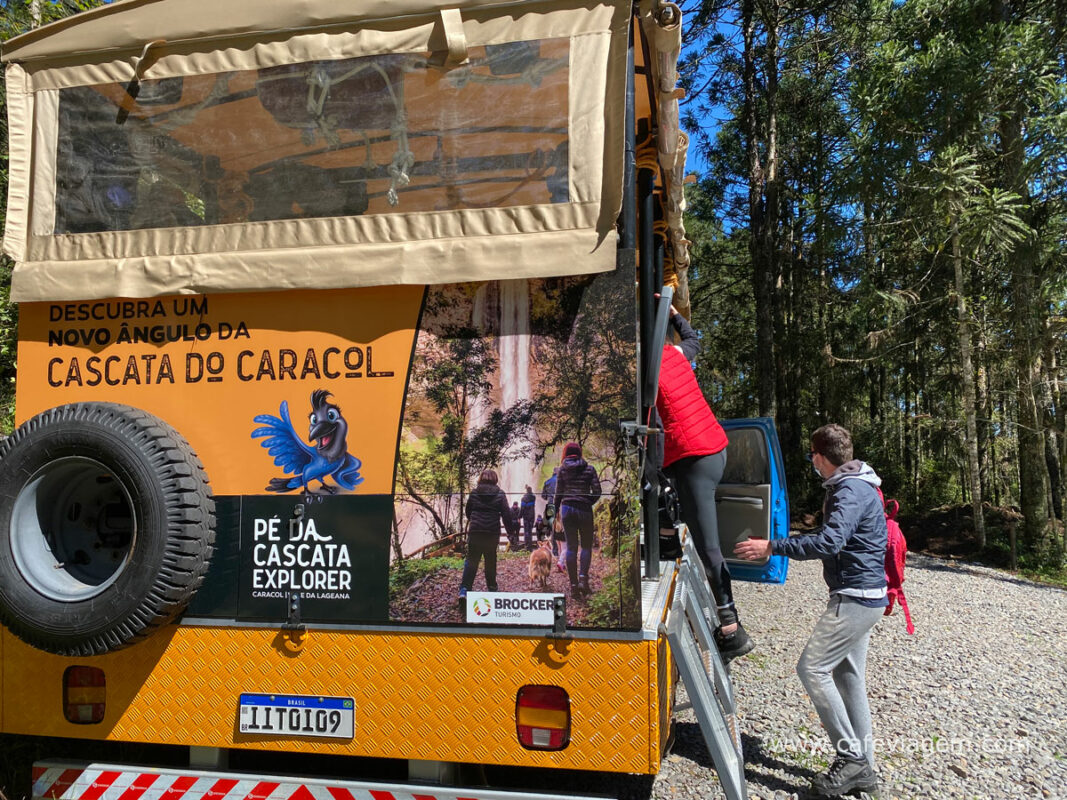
[17,286,423,496]
[11,267,640,632]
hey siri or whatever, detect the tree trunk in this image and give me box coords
[761,2,780,417]
[1054,342,1067,549]
[742,0,778,417]
[903,352,913,503]
[951,221,985,546]
[976,321,992,500]
[1040,337,1061,520]
[1000,107,1052,556]
[777,196,801,471]
[991,0,1054,556]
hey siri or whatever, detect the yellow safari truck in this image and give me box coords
[0,1,792,799]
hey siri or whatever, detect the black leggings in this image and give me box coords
[461,535,499,592]
[666,449,736,624]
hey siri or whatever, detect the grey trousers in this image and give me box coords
[797,595,884,766]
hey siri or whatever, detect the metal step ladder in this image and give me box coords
[664,531,747,800]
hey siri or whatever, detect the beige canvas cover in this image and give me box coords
[2,0,632,301]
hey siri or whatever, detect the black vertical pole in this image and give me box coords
[620,14,658,577]
[654,206,665,292]
[638,165,656,385]
[634,36,660,578]
[639,159,659,579]
[620,27,636,253]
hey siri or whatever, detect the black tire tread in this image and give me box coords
[0,402,215,656]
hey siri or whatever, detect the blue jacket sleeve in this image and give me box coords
[771,482,862,559]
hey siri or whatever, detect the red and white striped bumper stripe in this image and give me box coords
[31,763,608,800]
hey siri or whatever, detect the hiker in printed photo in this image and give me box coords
[521,485,537,550]
[735,423,888,799]
[459,469,518,605]
[509,501,522,551]
[552,441,601,598]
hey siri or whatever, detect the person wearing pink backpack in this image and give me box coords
[735,423,886,799]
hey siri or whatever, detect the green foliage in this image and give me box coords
[0,257,17,432]
[532,269,636,476]
[0,1,105,433]
[397,318,534,540]
[585,491,641,629]
[584,532,640,629]
[388,555,465,600]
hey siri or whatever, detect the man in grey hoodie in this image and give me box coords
[735,423,886,798]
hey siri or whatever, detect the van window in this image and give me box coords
[722,428,769,486]
[54,40,570,234]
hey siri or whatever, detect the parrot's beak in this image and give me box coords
[309,419,338,451]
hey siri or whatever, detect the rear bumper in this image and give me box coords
[32,761,615,800]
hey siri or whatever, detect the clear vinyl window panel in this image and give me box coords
[721,428,770,486]
[53,39,570,234]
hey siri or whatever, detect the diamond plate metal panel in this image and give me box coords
[3,626,661,774]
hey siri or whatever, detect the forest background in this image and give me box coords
[675,0,1065,578]
[0,0,1064,578]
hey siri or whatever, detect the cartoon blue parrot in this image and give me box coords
[252,389,364,494]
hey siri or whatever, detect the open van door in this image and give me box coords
[717,418,790,584]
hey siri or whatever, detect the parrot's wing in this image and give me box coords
[333,453,364,490]
[251,401,315,475]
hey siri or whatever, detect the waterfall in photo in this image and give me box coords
[498,279,536,501]
[467,284,490,434]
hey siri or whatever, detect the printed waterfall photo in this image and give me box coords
[389,265,642,629]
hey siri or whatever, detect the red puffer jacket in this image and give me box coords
[656,345,728,467]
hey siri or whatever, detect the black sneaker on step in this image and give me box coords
[811,756,879,797]
[714,623,755,662]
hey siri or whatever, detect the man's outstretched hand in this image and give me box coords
[734,538,772,560]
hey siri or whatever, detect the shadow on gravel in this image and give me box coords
[671,723,822,798]
[742,732,818,796]
[667,720,713,768]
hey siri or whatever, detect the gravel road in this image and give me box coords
[650,555,1067,800]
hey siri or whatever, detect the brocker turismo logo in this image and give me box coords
[465,591,561,625]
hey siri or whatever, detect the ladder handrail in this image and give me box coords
[662,530,748,800]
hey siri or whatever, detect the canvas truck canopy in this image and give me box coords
[1,0,695,302]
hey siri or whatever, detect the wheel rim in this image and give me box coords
[10,456,137,602]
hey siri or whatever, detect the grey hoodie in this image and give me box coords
[771,460,888,597]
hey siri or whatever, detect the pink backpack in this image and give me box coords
[879,491,915,634]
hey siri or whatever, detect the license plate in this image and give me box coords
[238,693,354,739]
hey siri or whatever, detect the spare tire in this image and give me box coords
[0,403,215,656]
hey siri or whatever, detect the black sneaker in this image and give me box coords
[811,757,878,797]
[714,624,755,662]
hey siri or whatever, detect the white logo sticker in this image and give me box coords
[465,591,561,625]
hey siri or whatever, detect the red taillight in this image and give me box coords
[516,684,570,751]
[63,666,105,724]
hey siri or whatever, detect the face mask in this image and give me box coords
[812,461,822,478]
